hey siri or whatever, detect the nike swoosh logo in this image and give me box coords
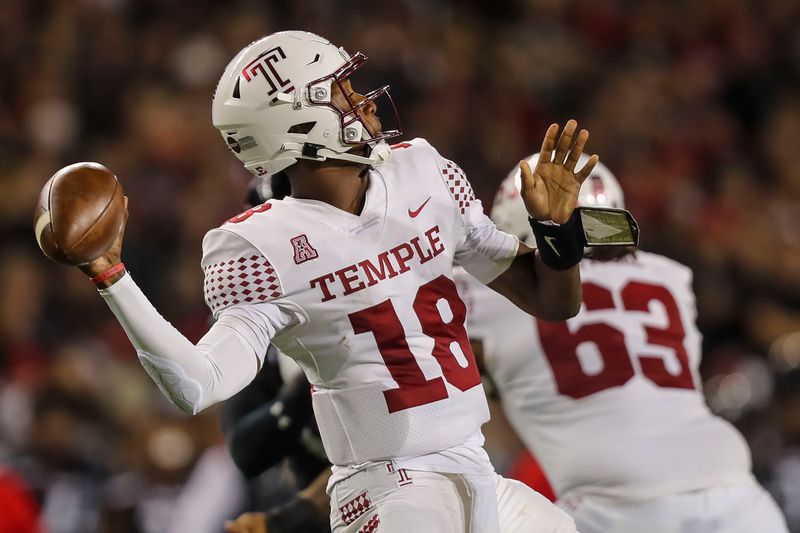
[408,196,432,218]
[544,236,561,257]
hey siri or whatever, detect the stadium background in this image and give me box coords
[1,0,800,531]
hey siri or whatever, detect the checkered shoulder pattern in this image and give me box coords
[203,253,282,314]
[441,159,475,215]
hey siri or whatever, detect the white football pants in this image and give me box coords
[558,481,788,533]
[329,462,577,532]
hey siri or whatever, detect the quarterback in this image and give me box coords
[457,154,789,532]
[76,31,596,532]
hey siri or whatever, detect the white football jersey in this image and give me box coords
[457,252,753,501]
[200,138,518,466]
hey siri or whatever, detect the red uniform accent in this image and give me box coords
[227,202,272,224]
[91,262,125,284]
[538,280,694,399]
[349,275,480,413]
[240,46,294,96]
[621,282,694,390]
[308,226,445,302]
[413,276,480,392]
[508,450,556,502]
[350,298,449,413]
[408,196,432,218]
[358,515,380,533]
[441,161,474,215]
[538,282,634,399]
[0,469,42,533]
[291,234,319,264]
[339,491,372,525]
[203,254,281,313]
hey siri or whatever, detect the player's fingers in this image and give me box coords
[564,129,589,172]
[575,154,600,183]
[519,159,532,183]
[554,119,577,164]
[538,123,559,163]
[519,159,538,194]
[520,160,548,219]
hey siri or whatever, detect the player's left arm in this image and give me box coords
[488,242,580,321]
[489,120,597,321]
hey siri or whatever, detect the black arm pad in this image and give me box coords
[529,211,583,270]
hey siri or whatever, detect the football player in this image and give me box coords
[457,154,789,532]
[78,31,592,532]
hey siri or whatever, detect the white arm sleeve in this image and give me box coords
[99,273,295,414]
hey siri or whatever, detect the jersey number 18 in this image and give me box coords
[349,275,481,413]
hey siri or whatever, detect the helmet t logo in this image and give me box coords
[590,175,605,199]
[241,46,294,97]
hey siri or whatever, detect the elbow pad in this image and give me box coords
[137,349,204,414]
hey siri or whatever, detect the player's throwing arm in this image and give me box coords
[33,163,266,415]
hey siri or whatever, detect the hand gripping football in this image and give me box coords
[33,162,125,265]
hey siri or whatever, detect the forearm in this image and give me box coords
[99,273,262,414]
[489,246,582,321]
[530,250,582,320]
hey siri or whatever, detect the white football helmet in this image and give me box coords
[490,153,624,245]
[212,31,401,176]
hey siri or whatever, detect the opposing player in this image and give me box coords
[458,154,789,532]
[74,31,592,532]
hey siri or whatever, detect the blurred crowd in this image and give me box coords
[1,0,800,531]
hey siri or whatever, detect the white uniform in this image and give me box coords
[458,252,788,531]
[200,138,574,532]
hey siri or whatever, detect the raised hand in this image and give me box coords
[520,120,598,224]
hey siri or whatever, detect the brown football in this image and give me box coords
[34,162,125,265]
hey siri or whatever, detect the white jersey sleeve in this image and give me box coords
[201,227,304,358]
[427,146,518,283]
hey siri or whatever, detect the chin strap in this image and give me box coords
[281,141,392,167]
